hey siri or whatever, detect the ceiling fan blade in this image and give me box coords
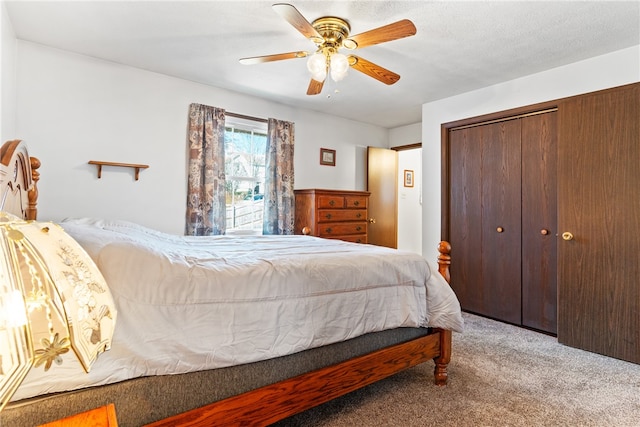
[344,19,416,49]
[307,79,324,95]
[348,55,400,85]
[240,51,308,65]
[272,3,322,41]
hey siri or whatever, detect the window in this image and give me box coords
[224,118,267,233]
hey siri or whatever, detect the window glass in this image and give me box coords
[224,120,267,233]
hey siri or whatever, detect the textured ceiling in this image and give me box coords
[5,1,640,128]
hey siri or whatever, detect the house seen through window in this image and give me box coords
[225,117,267,234]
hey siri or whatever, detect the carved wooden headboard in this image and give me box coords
[0,140,40,220]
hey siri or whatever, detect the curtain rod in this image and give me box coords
[226,111,268,123]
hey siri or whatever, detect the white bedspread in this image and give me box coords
[13,218,463,401]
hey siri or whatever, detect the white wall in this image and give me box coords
[397,148,422,254]
[1,1,16,141]
[13,41,388,234]
[390,122,422,253]
[421,45,640,259]
[389,122,420,148]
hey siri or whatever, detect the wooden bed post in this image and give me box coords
[436,240,451,283]
[434,241,452,385]
[27,156,41,221]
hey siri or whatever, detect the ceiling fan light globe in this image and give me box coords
[330,53,349,82]
[307,53,328,82]
[311,70,327,82]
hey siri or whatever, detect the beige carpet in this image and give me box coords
[275,313,640,426]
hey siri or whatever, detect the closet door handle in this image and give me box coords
[540,229,549,235]
[562,232,574,241]
[496,227,504,233]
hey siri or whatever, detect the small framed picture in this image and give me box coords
[404,169,414,187]
[320,148,336,166]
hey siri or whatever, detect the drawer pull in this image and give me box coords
[356,213,362,218]
[325,227,333,234]
[329,200,335,206]
[356,226,362,231]
[325,213,332,219]
[353,201,359,206]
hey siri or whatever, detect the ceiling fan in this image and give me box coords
[239,3,417,95]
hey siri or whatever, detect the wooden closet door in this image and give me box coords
[449,127,483,314]
[521,111,558,334]
[480,120,522,325]
[557,84,640,363]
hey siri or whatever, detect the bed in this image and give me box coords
[0,140,463,426]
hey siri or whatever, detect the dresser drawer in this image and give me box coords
[317,195,345,208]
[345,196,367,209]
[317,209,367,222]
[318,222,367,237]
[337,234,368,244]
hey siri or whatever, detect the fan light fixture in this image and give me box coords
[306,50,349,83]
[239,4,417,96]
[305,16,352,84]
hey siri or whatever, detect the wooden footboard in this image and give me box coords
[147,242,454,427]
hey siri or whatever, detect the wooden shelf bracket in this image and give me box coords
[88,161,149,181]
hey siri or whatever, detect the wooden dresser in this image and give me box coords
[294,189,370,243]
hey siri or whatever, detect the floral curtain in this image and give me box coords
[263,118,295,235]
[185,103,226,235]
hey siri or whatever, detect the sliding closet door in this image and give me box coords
[521,111,558,334]
[557,84,640,363]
